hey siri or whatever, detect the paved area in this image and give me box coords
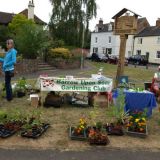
[0,148,160,160]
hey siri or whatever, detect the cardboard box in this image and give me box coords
[93,95,109,107]
[30,94,39,107]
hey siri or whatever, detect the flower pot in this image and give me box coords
[17,91,26,98]
[69,126,87,141]
[126,125,148,138]
[105,124,124,136]
[88,128,110,145]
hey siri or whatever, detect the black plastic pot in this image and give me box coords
[21,123,50,139]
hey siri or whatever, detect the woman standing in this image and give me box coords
[0,39,17,101]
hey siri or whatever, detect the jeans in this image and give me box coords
[5,71,14,101]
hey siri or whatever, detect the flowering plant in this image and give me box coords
[126,111,147,133]
[72,118,87,135]
[88,128,109,145]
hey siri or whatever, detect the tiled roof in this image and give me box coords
[94,17,149,33]
[19,9,47,25]
[135,26,160,37]
[0,11,15,25]
[94,22,114,32]
[112,8,141,19]
[0,9,46,25]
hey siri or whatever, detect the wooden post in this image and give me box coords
[115,34,128,87]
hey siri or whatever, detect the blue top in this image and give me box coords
[0,48,17,72]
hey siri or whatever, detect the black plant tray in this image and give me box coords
[0,127,16,138]
[21,123,50,139]
[69,126,87,141]
[106,125,124,136]
[89,138,110,145]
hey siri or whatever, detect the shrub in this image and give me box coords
[49,48,71,59]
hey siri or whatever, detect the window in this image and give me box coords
[156,51,160,58]
[138,38,143,44]
[108,36,111,43]
[157,37,160,44]
[93,47,98,53]
[128,51,132,57]
[102,47,105,54]
[136,50,141,55]
[106,48,112,55]
[95,37,98,43]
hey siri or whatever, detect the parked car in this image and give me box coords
[108,55,118,64]
[128,55,148,65]
[91,53,108,62]
[107,55,128,66]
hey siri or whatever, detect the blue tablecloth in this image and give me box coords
[124,90,157,117]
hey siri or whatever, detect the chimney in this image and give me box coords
[28,0,35,19]
[156,18,160,27]
[99,18,103,25]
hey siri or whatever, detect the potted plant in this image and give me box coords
[88,128,109,145]
[69,117,88,141]
[21,117,50,138]
[105,89,129,135]
[14,77,27,97]
[0,111,17,138]
[126,111,148,138]
[21,110,50,138]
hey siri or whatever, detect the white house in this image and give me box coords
[133,19,160,64]
[90,18,149,58]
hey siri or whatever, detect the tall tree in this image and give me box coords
[49,0,97,47]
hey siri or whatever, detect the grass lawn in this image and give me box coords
[0,62,159,151]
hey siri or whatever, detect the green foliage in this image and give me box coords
[49,48,71,59]
[0,25,10,49]
[15,77,27,92]
[8,14,35,32]
[0,110,7,124]
[106,89,129,124]
[49,0,96,47]
[9,14,50,59]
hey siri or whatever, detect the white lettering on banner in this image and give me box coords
[40,77,113,92]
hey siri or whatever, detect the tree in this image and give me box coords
[8,14,49,59]
[49,0,97,47]
[0,25,10,49]
[8,14,35,33]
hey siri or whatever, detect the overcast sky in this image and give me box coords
[0,0,159,31]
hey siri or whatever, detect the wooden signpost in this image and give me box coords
[112,8,141,87]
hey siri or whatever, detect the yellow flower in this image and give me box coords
[142,118,146,121]
[135,119,139,122]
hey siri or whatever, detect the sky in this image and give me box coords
[0,0,159,31]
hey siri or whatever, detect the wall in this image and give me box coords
[134,36,160,64]
[90,32,134,57]
[0,59,38,75]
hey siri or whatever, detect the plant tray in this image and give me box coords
[69,126,87,141]
[0,124,17,138]
[106,125,124,136]
[89,137,110,145]
[126,126,148,138]
[21,123,50,139]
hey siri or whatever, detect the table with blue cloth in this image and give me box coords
[124,90,157,117]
